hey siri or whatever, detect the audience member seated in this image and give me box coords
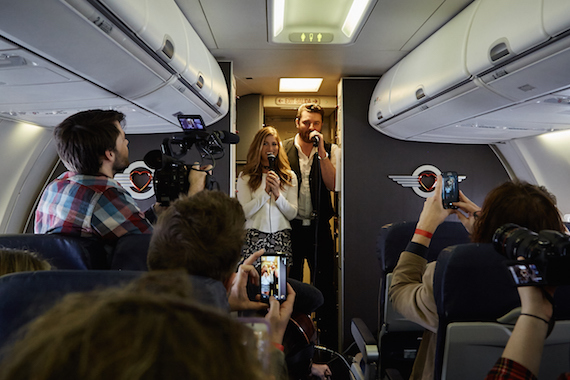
[389,177,565,380]
[0,271,284,380]
[146,190,326,378]
[33,109,209,266]
[0,248,51,275]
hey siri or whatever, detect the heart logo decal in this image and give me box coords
[418,172,436,192]
[130,170,152,192]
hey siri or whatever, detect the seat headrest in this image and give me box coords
[0,270,229,349]
[0,234,107,269]
[377,221,470,274]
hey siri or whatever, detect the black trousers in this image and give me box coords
[289,218,338,349]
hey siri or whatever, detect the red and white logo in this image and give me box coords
[389,165,465,198]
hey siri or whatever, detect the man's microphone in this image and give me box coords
[267,152,276,171]
[312,135,320,147]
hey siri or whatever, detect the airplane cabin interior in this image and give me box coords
[1,0,570,379]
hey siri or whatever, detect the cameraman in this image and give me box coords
[388,177,565,380]
[35,110,208,243]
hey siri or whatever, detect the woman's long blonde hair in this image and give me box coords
[242,126,293,191]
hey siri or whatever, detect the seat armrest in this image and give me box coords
[351,318,379,363]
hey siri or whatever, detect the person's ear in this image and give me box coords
[103,149,115,162]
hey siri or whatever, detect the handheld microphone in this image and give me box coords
[267,152,276,171]
[312,135,319,147]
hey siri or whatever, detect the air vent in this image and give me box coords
[0,55,27,68]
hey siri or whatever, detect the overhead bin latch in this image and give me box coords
[415,87,425,100]
[376,111,383,121]
[490,39,511,63]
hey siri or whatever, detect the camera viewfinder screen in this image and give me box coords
[178,115,206,130]
[508,263,544,285]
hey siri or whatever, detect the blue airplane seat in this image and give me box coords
[433,243,570,380]
[0,233,107,270]
[110,233,152,271]
[0,270,229,351]
[351,221,470,380]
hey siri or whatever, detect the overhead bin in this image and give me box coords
[388,2,479,116]
[0,0,228,127]
[465,0,549,76]
[369,0,570,144]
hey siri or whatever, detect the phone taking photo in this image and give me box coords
[441,171,459,209]
[259,253,287,303]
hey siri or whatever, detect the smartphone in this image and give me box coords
[507,262,544,285]
[259,253,287,303]
[177,114,206,131]
[441,171,459,209]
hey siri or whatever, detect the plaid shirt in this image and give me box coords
[486,357,537,380]
[35,172,153,242]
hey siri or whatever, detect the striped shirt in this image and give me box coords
[35,172,152,242]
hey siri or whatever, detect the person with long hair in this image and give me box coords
[237,126,298,266]
[389,177,565,379]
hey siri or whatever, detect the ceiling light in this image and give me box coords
[267,0,377,45]
[342,0,372,38]
[279,78,323,92]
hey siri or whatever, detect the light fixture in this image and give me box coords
[279,78,323,92]
[267,0,377,45]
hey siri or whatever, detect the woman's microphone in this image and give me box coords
[267,152,276,171]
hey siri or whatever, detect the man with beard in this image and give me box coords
[283,103,340,348]
[35,109,205,243]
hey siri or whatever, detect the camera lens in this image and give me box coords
[493,223,539,259]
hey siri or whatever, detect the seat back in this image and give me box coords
[110,233,152,271]
[0,270,229,350]
[0,233,107,269]
[433,243,570,380]
[376,221,470,378]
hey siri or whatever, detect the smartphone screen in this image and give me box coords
[507,263,544,285]
[442,171,459,209]
[177,114,206,130]
[259,254,287,302]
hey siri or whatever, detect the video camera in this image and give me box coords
[493,223,570,286]
[144,115,239,205]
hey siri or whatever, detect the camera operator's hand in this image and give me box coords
[452,190,481,234]
[188,163,212,196]
[266,283,296,345]
[414,175,454,245]
[228,249,268,312]
[265,171,281,199]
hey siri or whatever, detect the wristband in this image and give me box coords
[520,313,549,325]
[405,241,429,259]
[415,228,433,239]
[271,342,285,352]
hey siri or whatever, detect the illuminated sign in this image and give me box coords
[288,32,334,43]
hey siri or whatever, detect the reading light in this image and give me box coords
[267,0,377,45]
[279,78,323,92]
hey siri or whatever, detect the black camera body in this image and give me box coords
[144,115,238,205]
[493,223,570,286]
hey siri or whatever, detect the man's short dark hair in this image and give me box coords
[54,109,125,175]
[296,103,324,121]
[147,191,246,283]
